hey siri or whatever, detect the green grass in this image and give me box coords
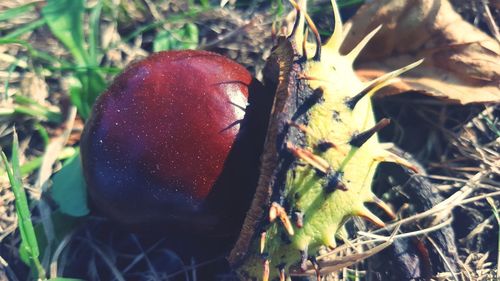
[1,131,45,279]
[0,2,37,21]
[0,0,214,279]
[42,0,106,120]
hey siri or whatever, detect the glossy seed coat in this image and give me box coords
[81,50,269,236]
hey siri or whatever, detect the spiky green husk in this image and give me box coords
[230,1,422,280]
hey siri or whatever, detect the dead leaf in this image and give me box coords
[342,0,500,104]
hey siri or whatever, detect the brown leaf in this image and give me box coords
[342,0,500,104]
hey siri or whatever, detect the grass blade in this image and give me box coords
[1,130,46,279]
[0,2,36,22]
[88,0,103,65]
[1,18,46,40]
[13,95,62,123]
[41,0,87,65]
[41,0,107,119]
[153,23,199,52]
[0,39,69,66]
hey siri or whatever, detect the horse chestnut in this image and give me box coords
[81,50,271,237]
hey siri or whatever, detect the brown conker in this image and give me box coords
[80,50,271,237]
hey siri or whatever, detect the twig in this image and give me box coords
[131,235,160,281]
[460,190,500,205]
[0,255,7,266]
[49,229,76,279]
[121,239,166,274]
[291,226,401,276]
[84,235,126,281]
[481,0,500,43]
[358,217,453,241]
[427,236,460,281]
[165,256,226,280]
[33,106,77,269]
[198,18,260,50]
[378,172,487,233]
[0,254,20,281]
[486,197,500,278]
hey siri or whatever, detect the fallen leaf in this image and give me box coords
[342,0,500,104]
[50,152,89,217]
